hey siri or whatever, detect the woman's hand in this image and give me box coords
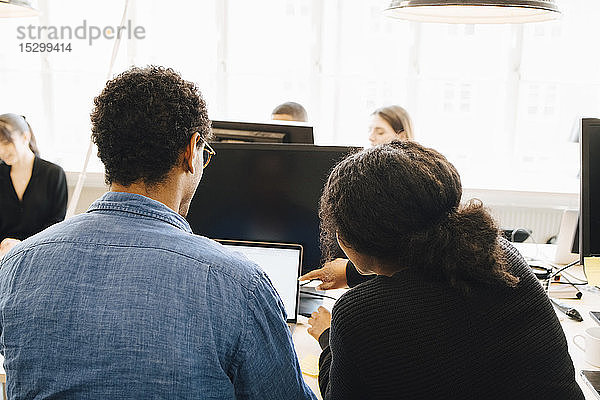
[307,306,332,341]
[0,238,21,258]
[299,258,349,290]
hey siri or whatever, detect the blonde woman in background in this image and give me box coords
[368,105,414,146]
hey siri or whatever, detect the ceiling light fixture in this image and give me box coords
[383,0,560,24]
[0,0,40,18]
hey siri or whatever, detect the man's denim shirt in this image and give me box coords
[0,192,317,399]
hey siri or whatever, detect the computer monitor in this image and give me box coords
[186,142,358,273]
[211,120,314,144]
[579,118,600,264]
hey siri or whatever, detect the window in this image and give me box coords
[0,0,590,193]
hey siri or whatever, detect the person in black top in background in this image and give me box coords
[305,141,584,400]
[0,114,67,257]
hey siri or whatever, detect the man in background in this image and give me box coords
[271,101,308,122]
[0,66,316,399]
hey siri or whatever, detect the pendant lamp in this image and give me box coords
[0,0,40,18]
[383,0,560,24]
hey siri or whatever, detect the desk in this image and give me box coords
[514,243,600,400]
[559,291,600,400]
[293,246,600,400]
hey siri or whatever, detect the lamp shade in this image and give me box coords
[384,0,560,24]
[0,0,40,18]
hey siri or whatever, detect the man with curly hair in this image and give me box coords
[0,66,317,399]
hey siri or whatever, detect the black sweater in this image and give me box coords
[0,157,67,242]
[318,239,584,399]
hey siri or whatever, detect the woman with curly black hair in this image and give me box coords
[308,141,583,399]
[300,104,415,287]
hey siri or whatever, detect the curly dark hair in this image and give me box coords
[320,141,518,294]
[91,66,211,186]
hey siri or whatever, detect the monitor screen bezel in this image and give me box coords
[580,118,600,264]
[211,120,314,144]
[205,141,357,153]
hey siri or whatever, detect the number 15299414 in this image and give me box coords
[19,43,72,53]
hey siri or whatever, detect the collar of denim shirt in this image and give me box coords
[87,191,193,233]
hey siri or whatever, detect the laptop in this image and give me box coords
[217,239,303,323]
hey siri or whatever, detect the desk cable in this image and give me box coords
[550,273,583,299]
[545,260,587,299]
[550,260,581,279]
[529,258,584,297]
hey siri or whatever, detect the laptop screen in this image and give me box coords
[219,240,302,323]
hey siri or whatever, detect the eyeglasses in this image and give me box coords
[201,138,216,168]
